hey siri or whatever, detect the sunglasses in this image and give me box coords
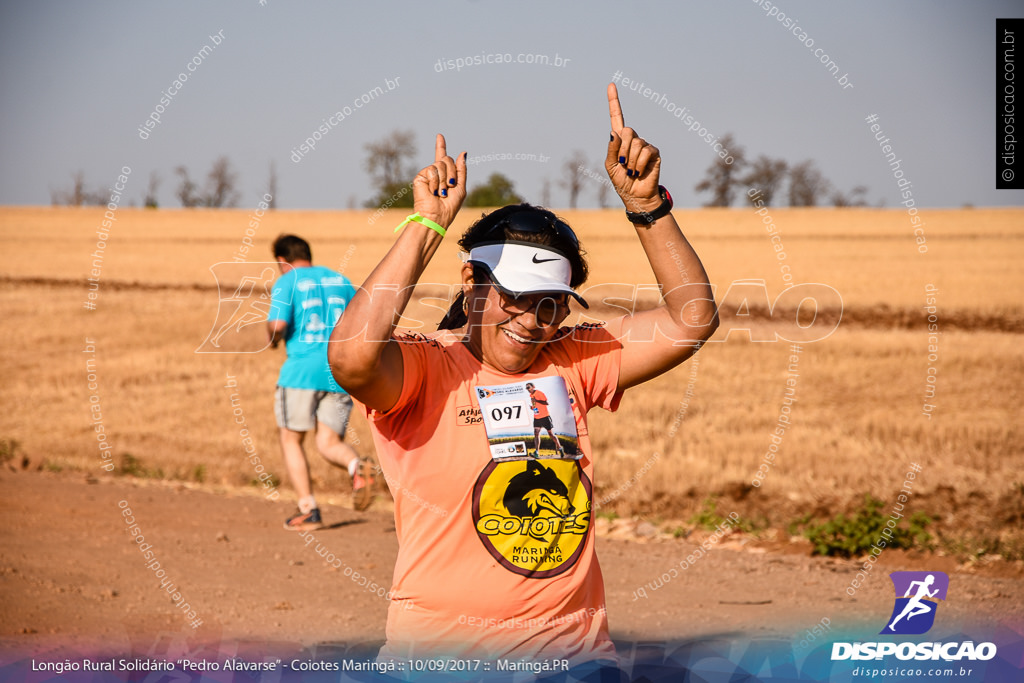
[483,210,580,250]
[481,275,572,328]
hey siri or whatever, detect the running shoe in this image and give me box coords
[284,507,322,531]
[352,458,376,512]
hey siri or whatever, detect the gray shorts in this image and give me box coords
[275,387,353,435]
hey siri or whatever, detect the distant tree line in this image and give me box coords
[694,133,872,208]
[52,157,277,209]
[363,130,525,209]
[52,132,872,211]
[360,131,876,210]
[362,131,610,210]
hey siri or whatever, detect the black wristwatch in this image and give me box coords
[625,186,673,225]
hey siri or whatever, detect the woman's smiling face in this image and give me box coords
[460,264,570,374]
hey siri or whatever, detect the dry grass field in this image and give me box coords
[2,205,1022,563]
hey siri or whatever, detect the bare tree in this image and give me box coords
[64,171,88,206]
[788,160,831,207]
[831,185,869,207]
[205,156,240,208]
[559,150,589,209]
[741,156,788,206]
[694,134,747,207]
[143,171,160,209]
[541,178,552,207]
[267,161,278,209]
[175,158,240,208]
[176,166,202,208]
[364,130,417,208]
[51,171,105,206]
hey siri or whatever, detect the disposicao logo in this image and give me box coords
[831,570,998,662]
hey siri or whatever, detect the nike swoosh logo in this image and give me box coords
[532,254,559,264]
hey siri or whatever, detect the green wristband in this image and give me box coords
[395,213,446,237]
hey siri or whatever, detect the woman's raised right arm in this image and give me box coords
[329,134,467,412]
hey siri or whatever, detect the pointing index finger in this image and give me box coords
[607,83,625,132]
[435,133,448,162]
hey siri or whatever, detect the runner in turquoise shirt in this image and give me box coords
[266,234,374,529]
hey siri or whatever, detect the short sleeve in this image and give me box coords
[556,318,626,413]
[268,274,293,323]
[366,334,430,419]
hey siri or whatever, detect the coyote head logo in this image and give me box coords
[503,459,575,522]
[473,457,592,578]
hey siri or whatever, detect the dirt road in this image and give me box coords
[1,470,1021,679]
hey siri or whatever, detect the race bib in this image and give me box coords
[474,376,581,461]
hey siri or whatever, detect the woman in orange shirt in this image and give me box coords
[329,84,718,671]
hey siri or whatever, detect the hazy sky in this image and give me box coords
[1,0,1021,209]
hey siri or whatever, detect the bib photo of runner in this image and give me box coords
[477,376,579,460]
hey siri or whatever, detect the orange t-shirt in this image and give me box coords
[530,389,550,420]
[364,320,624,665]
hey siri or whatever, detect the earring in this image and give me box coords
[462,292,469,314]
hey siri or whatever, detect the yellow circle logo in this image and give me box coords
[472,458,592,578]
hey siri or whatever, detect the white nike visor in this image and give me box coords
[466,240,589,308]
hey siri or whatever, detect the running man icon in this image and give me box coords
[889,574,938,629]
[881,571,949,635]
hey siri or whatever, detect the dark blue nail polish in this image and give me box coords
[626,169,634,178]
[441,188,448,197]
[433,190,439,197]
[618,156,626,164]
[449,178,456,186]
[609,133,614,141]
